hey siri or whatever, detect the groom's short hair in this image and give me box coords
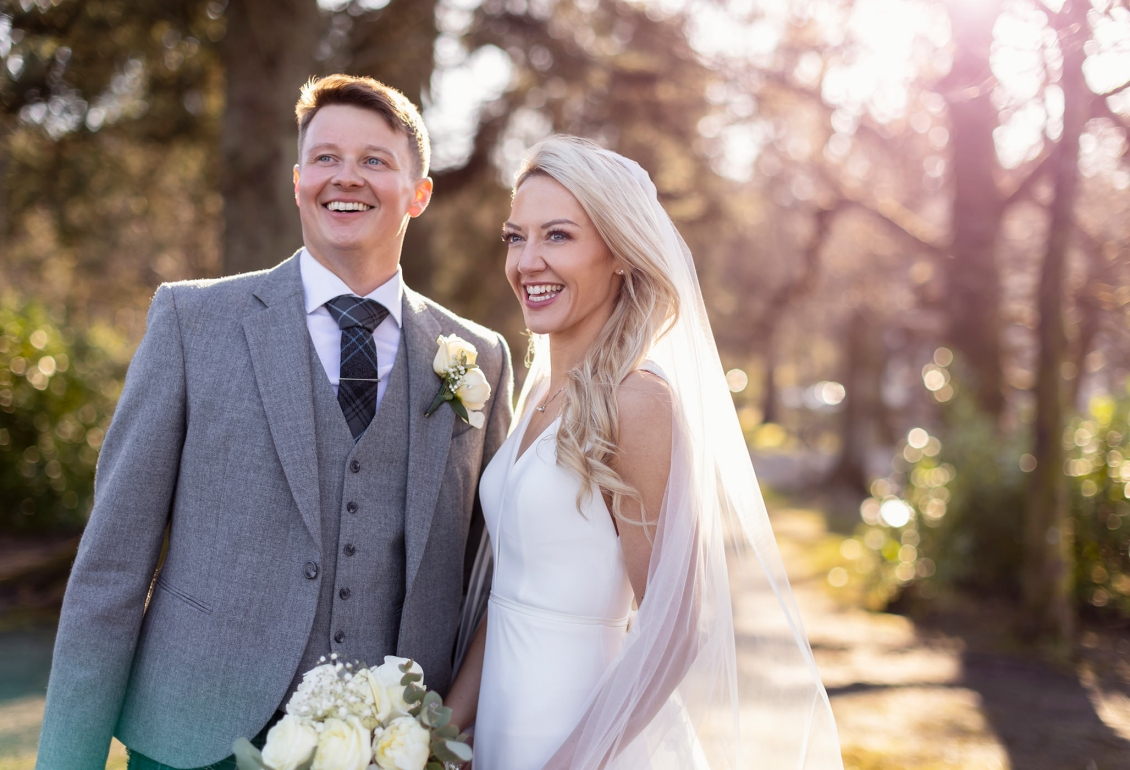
[295,74,431,178]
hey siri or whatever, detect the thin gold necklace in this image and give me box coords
[536,384,566,413]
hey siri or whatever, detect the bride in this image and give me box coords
[444,136,842,770]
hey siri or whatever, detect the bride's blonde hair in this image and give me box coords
[515,136,680,527]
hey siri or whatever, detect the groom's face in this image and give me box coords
[294,104,432,266]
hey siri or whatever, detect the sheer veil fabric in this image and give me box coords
[459,147,842,769]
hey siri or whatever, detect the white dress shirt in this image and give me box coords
[300,248,403,408]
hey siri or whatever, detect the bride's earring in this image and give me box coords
[616,269,625,275]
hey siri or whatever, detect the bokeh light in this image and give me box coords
[879,498,912,528]
[725,368,749,393]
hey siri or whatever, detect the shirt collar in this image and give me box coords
[299,248,403,328]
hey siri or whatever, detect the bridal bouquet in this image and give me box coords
[233,654,472,770]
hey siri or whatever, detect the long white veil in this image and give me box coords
[457,144,842,769]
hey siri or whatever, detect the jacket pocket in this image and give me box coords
[154,575,213,614]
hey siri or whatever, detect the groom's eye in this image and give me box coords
[365,157,386,166]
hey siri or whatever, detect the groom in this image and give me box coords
[36,75,512,770]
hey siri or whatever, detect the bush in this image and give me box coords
[0,296,125,533]
[1064,391,1130,617]
[840,369,1130,622]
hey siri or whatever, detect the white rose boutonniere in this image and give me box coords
[425,334,491,429]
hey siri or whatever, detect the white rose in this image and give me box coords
[433,334,478,374]
[347,668,393,730]
[260,715,318,770]
[372,717,431,770]
[467,410,485,429]
[373,657,424,717]
[455,367,491,412]
[311,717,371,770]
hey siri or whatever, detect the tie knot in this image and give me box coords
[325,295,389,332]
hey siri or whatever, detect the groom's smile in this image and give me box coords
[324,200,374,212]
[294,103,432,285]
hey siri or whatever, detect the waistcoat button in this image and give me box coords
[339,587,351,600]
[343,543,356,556]
[334,630,345,643]
[349,460,361,473]
[346,501,358,514]
[303,561,318,580]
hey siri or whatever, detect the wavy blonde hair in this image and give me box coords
[515,136,680,528]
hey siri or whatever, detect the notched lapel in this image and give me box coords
[244,257,322,551]
[402,290,456,597]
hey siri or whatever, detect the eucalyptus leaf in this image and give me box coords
[432,739,473,764]
[405,684,426,704]
[433,724,458,740]
[431,705,452,728]
[400,671,423,685]
[232,738,271,770]
[421,690,442,710]
[426,762,444,770]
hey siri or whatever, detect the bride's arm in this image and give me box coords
[445,610,488,731]
[613,372,672,602]
[543,372,703,770]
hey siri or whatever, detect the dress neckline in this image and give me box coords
[512,414,560,469]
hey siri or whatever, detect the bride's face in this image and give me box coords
[503,174,623,338]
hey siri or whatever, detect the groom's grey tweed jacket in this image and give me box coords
[36,254,513,770]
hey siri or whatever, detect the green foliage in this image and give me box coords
[0,295,123,533]
[845,381,1130,621]
[911,395,1028,597]
[1063,390,1130,617]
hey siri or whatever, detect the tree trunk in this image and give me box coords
[220,0,322,275]
[942,0,1006,417]
[346,0,438,106]
[761,335,779,426]
[830,311,884,493]
[1021,0,1090,647]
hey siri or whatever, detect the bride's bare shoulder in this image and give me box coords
[616,370,673,439]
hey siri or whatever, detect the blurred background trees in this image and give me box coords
[1,0,1128,651]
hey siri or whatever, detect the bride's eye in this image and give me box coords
[502,232,522,245]
[547,229,571,243]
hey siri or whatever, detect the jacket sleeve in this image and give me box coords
[37,285,188,770]
[454,332,512,673]
[481,332,514,470]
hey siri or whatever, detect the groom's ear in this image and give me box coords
[293,165,301,206]
[408,177,433,219]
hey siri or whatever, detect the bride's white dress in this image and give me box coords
[473,399,642,770]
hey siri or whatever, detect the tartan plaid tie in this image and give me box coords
[325,295,389,440]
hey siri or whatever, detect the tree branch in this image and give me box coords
[1002,146,1055,208]
[1102,79,1130,99]
[751,199,845,339]
[808,164,947,256]
[1093,84,1130,159]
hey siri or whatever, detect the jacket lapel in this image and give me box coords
[244,255,322,552]
[402,288,456,597]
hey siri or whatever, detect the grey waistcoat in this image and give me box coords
[288,329,411,695]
